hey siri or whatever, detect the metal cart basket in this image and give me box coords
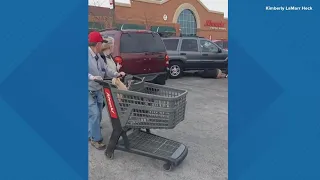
[111,79,187,129]
[96,76,188,171]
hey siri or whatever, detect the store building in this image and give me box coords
[89,0,228,40]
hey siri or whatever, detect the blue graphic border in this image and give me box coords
[0,1,88,179]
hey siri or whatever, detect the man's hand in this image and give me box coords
[94,76,103,81]
[117,72,126,78]
[89,75,103,81]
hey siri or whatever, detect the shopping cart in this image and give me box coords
[95,76,188,171]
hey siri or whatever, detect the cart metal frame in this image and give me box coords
[96,79,188,171]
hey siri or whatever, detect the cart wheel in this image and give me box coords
[105,151,114,160]
[163,163,173,171]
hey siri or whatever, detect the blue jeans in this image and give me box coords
[88,90,104,142]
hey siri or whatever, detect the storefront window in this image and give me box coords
[177,9,197,37]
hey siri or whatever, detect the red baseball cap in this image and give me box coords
[88,31,108,43]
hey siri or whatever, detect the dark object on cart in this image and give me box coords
[95,76,188,171]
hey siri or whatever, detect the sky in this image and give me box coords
[88,0,228,18]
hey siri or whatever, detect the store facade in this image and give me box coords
[89,0,228,40]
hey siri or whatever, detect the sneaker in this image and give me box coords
[225,74,228,78]
[90,140,106,150]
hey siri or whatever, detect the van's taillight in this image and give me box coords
[165,54,169,67]
[114,56,123,65]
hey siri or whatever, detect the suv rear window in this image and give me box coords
[163,39,179,51]
[120,32,166,53]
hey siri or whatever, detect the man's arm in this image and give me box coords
[104,66,119,78]
[101,58,119,78]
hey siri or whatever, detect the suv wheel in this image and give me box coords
[169,61,183,79]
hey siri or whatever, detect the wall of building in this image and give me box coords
[115,0,228,40]
[89,0,228,40]
[88,6,113,28]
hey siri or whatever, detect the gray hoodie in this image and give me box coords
[88,47,118,91]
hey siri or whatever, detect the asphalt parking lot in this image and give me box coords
[89,76,228,180]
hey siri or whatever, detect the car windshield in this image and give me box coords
[214,41,224,49]
[120,32,166,53]
[214,40,228,49]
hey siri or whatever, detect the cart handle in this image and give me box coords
[95,75,145,88]
[124,74,145,83]
[102,75,145,82]
[124,75,145,88]
[94,79,107,84]
[94,79,118,89]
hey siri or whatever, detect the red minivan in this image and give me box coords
[100,29,169,85]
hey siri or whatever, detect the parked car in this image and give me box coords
[100,29,169,85]
[162,37,228,78]
[212,39,228,51]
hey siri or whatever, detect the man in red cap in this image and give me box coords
[88,31,125,150]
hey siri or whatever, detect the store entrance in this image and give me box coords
[177,9,197,37]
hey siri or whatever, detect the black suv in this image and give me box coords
[162,37,228,78]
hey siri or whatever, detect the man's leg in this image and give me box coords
[88,92,92,140]
[96,90,104,127]
[88,91,106,150]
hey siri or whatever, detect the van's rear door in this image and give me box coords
[140,33,167,74]
[149,33,167,73]
[120,33,147,75]
[120,32,167,75]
